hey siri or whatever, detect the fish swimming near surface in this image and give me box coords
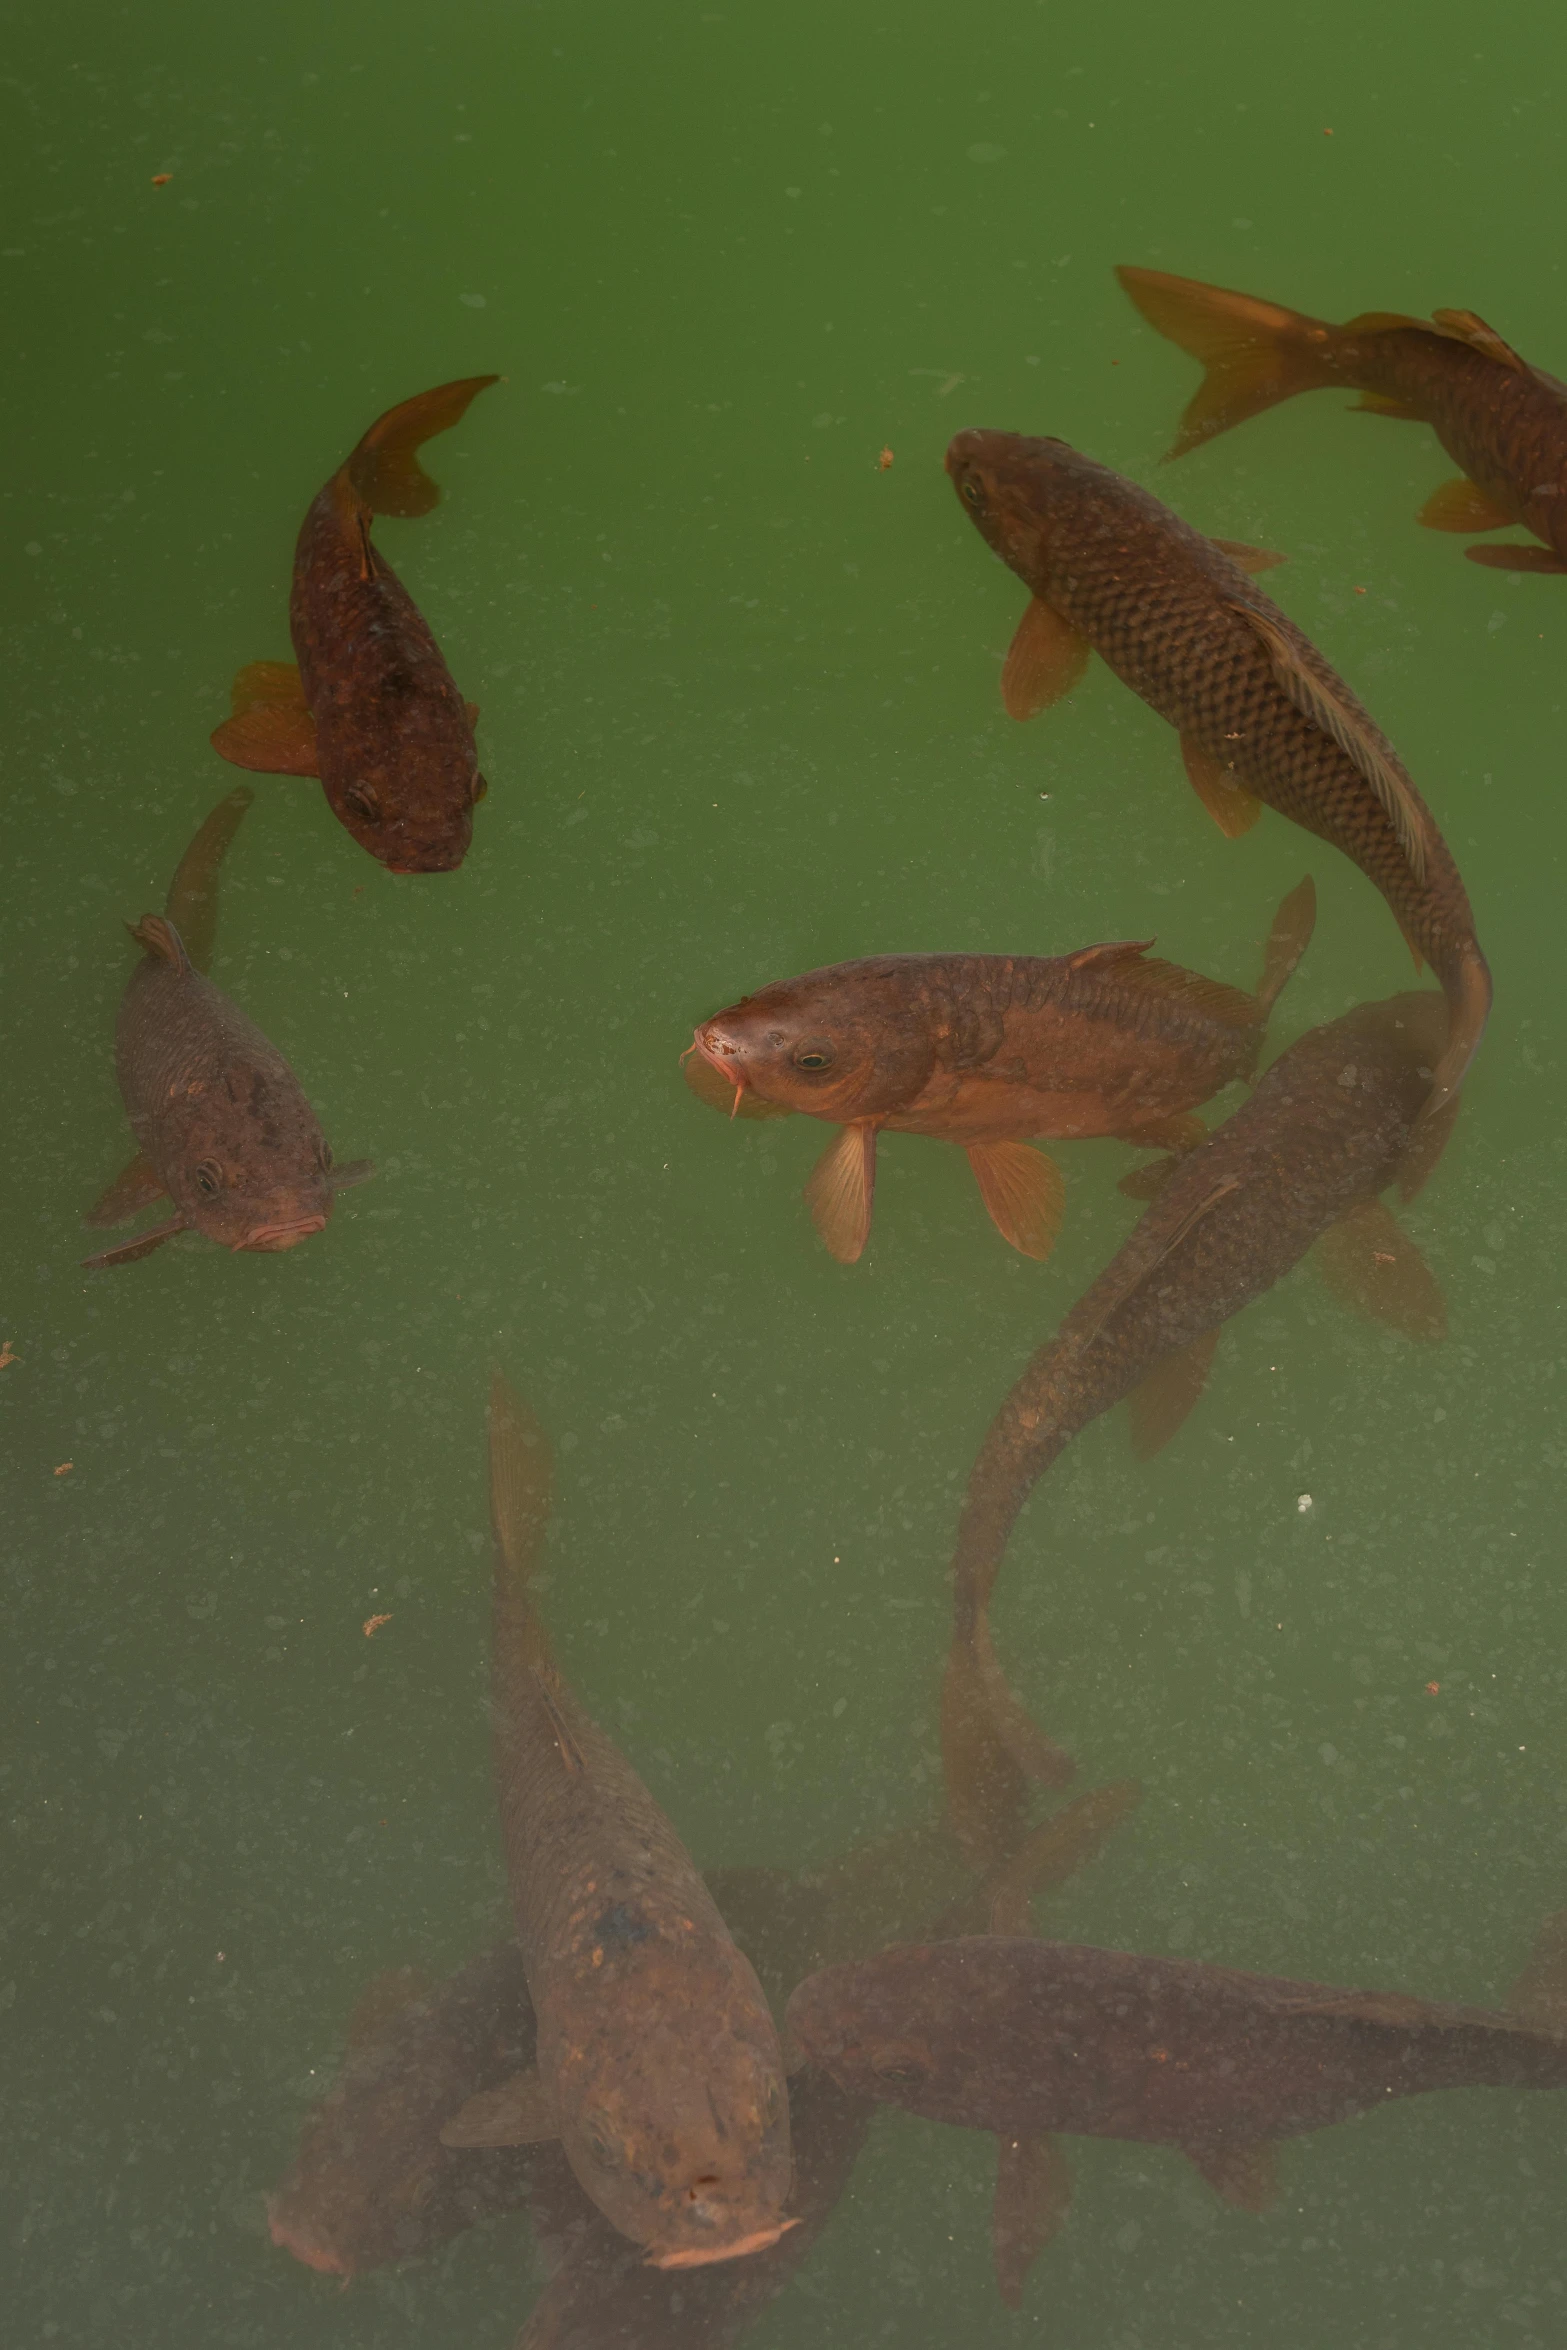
[1117,263,1567,574]
[265,1942,556,2278]
[212,376,498,872]
[437,1375,794,2270]
[941,993,1454,1861]
[686,879,1315,1263]
[786,1921,1567,2234]
[944,428,1491,1113]
[81,788,374,1270]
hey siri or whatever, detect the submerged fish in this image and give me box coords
[786,1924,1567,2226]
[439,1375,793,2270]
[944,428,1490,1112]
[81,789,373,1270]
[942,993,1453,1857]
[265,1943,553,2277]
[212,377,497,872]
[687,880,1314,1263]
[1118,263,1567,573]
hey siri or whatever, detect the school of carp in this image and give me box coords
[83,266,1567,2338]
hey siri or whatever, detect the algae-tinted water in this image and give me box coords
[4,3,1566,2343]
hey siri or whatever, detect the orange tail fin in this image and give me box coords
[1116,266,1341,458]
[345,376,500,517]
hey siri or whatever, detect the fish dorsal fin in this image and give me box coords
[531,1667,586,1776]
[344,1965,433,2049]
[1417,477,1516,533]
[85,1155,168,1231]
[1001,596,1092,720]
[1100,949,1264,1034]
[1184,2137,1279,2211]
[965,1142,1066,1262]
[1314,1199,1446,1341]
[127,914,193,976]
[1341,310,1428,336]
[1078,1174,1243,1350]
[1255,876,1317,1014]
[803,1124,877,1263]
[1227,600,1430,884]
[1211,538,1286,575]
[1508,1911,1567,2035]
[164,787,255,974]
[1268,1985,1436,2028]
[345,376,501,518]
[992,2132,1072,2308]
[1429,308,1529,373]
[681,1047,793,1121]
[440,2066,560,2148]
[80,1214,190,1271]
[1180,734,1265,838]
[1125,1327,1220,1458]
[1067,937,1156,974]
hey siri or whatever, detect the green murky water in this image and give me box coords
[5,3,1567,2342]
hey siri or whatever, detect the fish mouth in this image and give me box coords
[647,2218,798,2269]
[265,2197,350,2276]
[240,1214,328,1253]
[681,1027,752,1119]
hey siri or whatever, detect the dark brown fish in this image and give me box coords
[265,1943,556,2277]
[942,994,1452,1858]
[1118,263,1567,572]
[786,1925,1567,2221]
[944,428,1490,1111]
[686,879,1314,1264]
[212,377,497,872]
[442,1375,792,2269]
[81,789,373,1270]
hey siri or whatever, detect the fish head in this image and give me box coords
[786,1956,944,2110]
[325,758,483,874]
[945,427,1081,574]
[694,964,938,1120]
[153,1067,337,1253]
[548,1943,795,2267]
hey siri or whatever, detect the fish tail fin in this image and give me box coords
[345,376,501,518]
[1507,1911,1567,2035]
[127,913,193,976]
[1254,875,1317,1016]
[1116,266,1342,458]
[941,1604,1075,1871]
[1424,950,1492,1121]
[164,787,254,975]
[487,1369,556,1670]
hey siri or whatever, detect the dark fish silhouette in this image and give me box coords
[943,994,1452,1857]
[212,377,497,872]
[1118,263,1567,573]
[265,1944,554,2277]
[81,789,373,1270]
[686,880,1314,1264]
[944,429,1490,1112]
[786,1924,1567,2226]
[439,1375,793,2269]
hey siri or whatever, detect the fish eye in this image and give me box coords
[194,1160,222,1198]
[581,2114,622,2171]
[791,1037,836,1073]
[870,2052,927,2088]
[960,476,985,510]
[344,783,382,824]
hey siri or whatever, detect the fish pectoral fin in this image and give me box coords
[1417,476,1517,533]
[1465,542,1567,573]
[1117,1154,1178,1201]
[992,2133,1072,2307]
[1429,307,1529,374]
[1256,876,1317,1013]
[464,700,480,729]
[1228,600,1431,884]
[345,1965,433,2048]
[1184,2137,1280,2212]
[440,2068,560,2149]
[328,1156,377,1190]
[1210,537,1286,574]
[85,1155,168,1229]
[982,1782,1143,1935]
[211,675,320,778]
[1000,596,1092,719]
[1314,1199,1446,1341]
[1125,1328,1220,1460]
[1393,1089,1460,1204]
[163,786,255,973]
[966,1143,1066,1262]
[1180,735,1264,839]
[804,1125,877,1263]
[80,1214,190,1271]
[1507,1912,1567,2035]
[1351,391,1424,420]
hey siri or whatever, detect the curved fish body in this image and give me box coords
[467,1376,793,2268]
[689,880,1314,1265]
[82,790,372,1270]
[265,1942,552,2277]
[1117,264,1567,572]
[786,1934,1567,2160]
[944,428,1490,1110]
[212,377,497,872]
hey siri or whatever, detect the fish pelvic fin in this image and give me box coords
[1228,599,1432,885]
[1314,1200,1446,1341]
[345,376,501,518]
[1417,476,1517,533]
[1180,734,1264,839]
[1115,265,1341,458]
[1125,1328,1220,1459]
[992,2133,1072,2307]
[80,1214,190,1271]
[1423,952,1491,1120]
[127,914,194,976]
[1184,2137,1280,2212]
[1210,537,1286,575]
[163,787,255,975]
[804,1123,877,1263]
[966,1142,1066,1261]
[1254,875,1317,1015]
[1507,1912,1567,2036]
[1464,542,1567,573]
